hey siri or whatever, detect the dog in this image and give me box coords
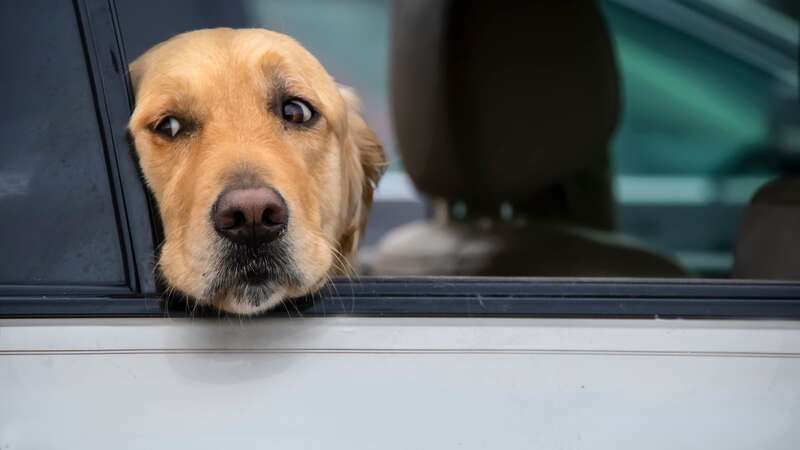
[128,28,385,315]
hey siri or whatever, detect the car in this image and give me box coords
[1,1,799,448]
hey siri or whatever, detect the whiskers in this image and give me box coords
[306,229,362,314]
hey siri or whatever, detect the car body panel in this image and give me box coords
[2,317,799,449]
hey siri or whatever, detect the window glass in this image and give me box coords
[0,1,127,285]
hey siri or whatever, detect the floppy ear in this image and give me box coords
[337,86,387,264]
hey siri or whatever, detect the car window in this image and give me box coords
[0,1,127,286]
[0,0,797,320]
[236,0,799,277]
[116,0,798,283]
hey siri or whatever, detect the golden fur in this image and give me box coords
[128,28,385,314]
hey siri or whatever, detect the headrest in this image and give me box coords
[391,0,620,204]
[733,178,800,280]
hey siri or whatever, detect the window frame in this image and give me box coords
[1,278,800,319]
[0,0,157,298]
[1,0,799,320]
[81,0,160,295]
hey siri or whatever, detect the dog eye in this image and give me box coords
[281,99,313,124]
[154,116,182,138]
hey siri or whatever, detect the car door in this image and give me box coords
[2,1,800,449]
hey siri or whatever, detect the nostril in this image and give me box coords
[261,206,285,227]
[261,208,273,226]
[231,210,246,228]
[215,208,247,230]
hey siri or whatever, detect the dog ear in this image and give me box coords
[337,86,387,265]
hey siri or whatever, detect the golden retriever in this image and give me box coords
[128,28,385,315]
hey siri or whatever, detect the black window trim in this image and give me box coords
[2,0,800,320]
[2,277,800,319]
[80,0,158,295]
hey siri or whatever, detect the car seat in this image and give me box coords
[733,178,800,280]
[371,0,685,277]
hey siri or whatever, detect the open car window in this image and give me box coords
[0,0,799,319]
[241,0,798,283]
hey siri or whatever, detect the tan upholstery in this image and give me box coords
[373,0,685,277]
[733,178,800,280]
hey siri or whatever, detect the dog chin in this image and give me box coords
[200,240,304,314]
[212,284,289,315]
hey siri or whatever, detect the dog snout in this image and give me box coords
[212,186,288,246]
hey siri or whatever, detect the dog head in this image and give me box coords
[128,28,385,315]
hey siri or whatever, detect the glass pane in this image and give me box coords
[0,1,126,285]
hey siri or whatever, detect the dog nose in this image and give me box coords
[212,187,288,245]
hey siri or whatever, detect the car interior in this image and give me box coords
[734,177,800,279]
[113,0,799,283]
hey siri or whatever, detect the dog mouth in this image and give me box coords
[203,240,303,310]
